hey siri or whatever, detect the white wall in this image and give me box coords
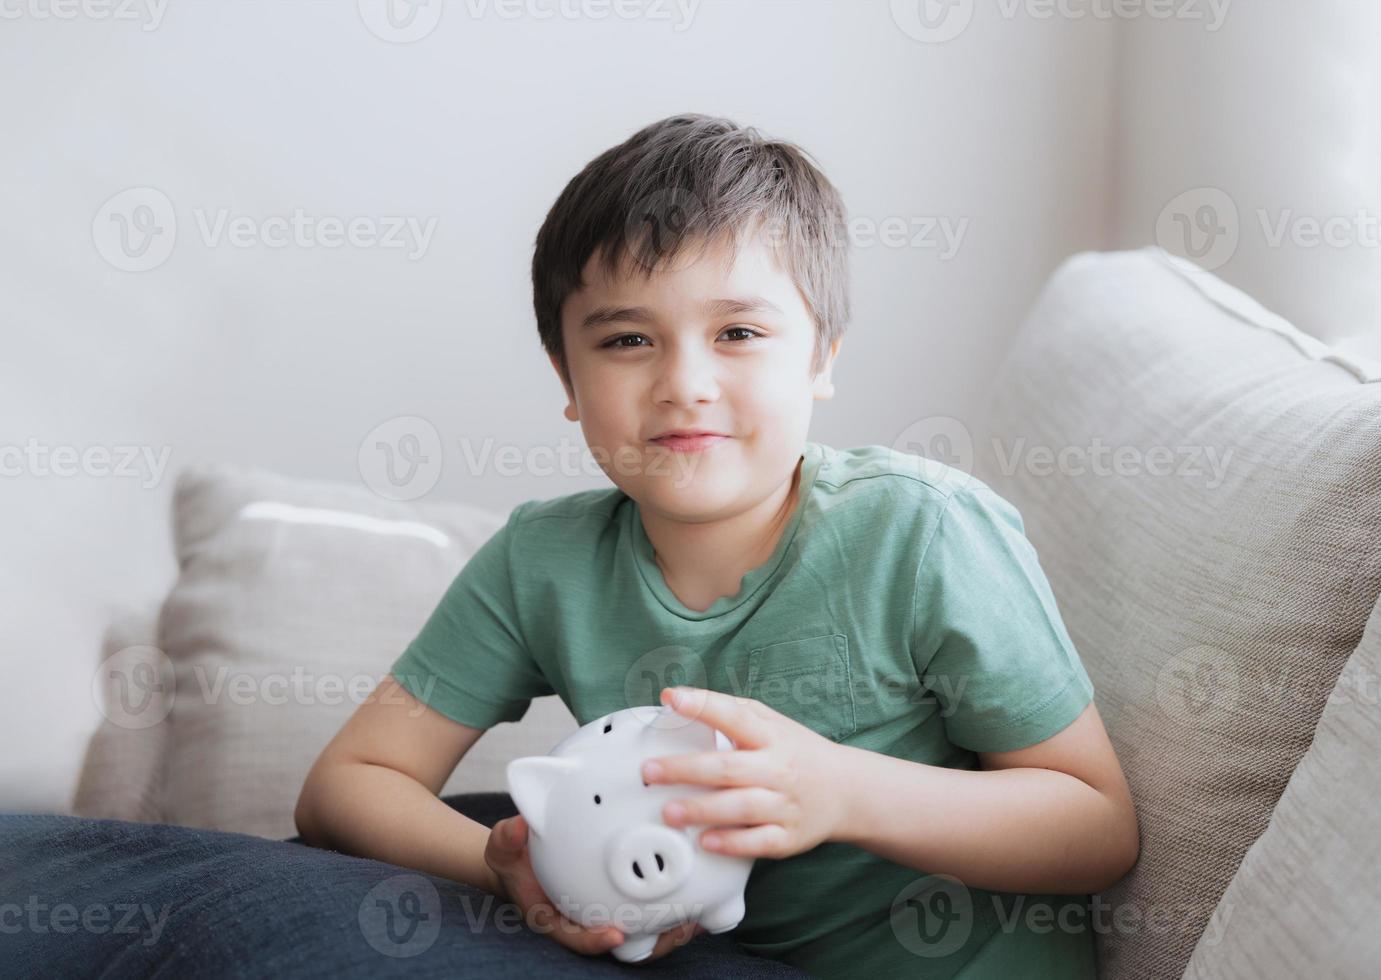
[1109,0,1381,360]
[0,0,1116,812]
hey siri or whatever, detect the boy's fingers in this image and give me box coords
[640,921,699,963]
[669,921,698,950]
[518,893,622,956]
[569,925,622,956]
[485,820,624,958]
[492,816,526,852]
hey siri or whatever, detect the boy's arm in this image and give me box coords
[835,700,1140,895]
[294,674,503,897]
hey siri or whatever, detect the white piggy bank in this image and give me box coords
[504,704,755,963]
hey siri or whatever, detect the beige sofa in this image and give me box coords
[76,248,1381,979]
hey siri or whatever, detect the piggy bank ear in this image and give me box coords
[505,756,579,839]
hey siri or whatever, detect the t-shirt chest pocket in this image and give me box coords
[746,633,857,742]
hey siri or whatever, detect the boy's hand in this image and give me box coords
[483,813,704,962]
[641,686,852,860]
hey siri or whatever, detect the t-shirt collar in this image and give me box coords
[627,441,825,621]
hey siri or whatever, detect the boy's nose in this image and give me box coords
[652,347,720,407]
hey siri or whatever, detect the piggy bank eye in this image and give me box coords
[593,794,602,805]
[603,722,613,733]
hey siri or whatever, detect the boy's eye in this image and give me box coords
[599,326,763,350]
[721,325,762,342]
[602,334,650,350]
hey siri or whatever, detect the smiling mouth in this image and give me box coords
[648,434,730,453]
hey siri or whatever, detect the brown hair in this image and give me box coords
[531,113,850,386]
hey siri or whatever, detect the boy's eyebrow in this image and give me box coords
[580,296,785,331]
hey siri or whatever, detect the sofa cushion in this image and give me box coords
[1182,593,1381,978]
[133,462,578,839]
[972,247,1381,980]
[72,601,169,824]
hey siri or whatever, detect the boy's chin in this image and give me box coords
[633,446,718,484]
[633,478,738,521]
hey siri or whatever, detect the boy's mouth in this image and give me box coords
[648,431,730,453]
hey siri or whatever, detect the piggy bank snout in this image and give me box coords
[606,825,695,901]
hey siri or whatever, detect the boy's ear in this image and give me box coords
[548,351,579,422]
[812,337,843,401]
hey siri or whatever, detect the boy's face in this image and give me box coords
[552,228,840,522]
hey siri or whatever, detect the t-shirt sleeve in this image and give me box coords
[389,503,554,729]
[911,484,1094,753]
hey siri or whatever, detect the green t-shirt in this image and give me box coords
[391,441,1098,979]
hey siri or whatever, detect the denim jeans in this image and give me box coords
[0,792,812,979]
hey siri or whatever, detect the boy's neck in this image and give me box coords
[638,451,805,614]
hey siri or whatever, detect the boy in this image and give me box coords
[296,113,1139,977]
